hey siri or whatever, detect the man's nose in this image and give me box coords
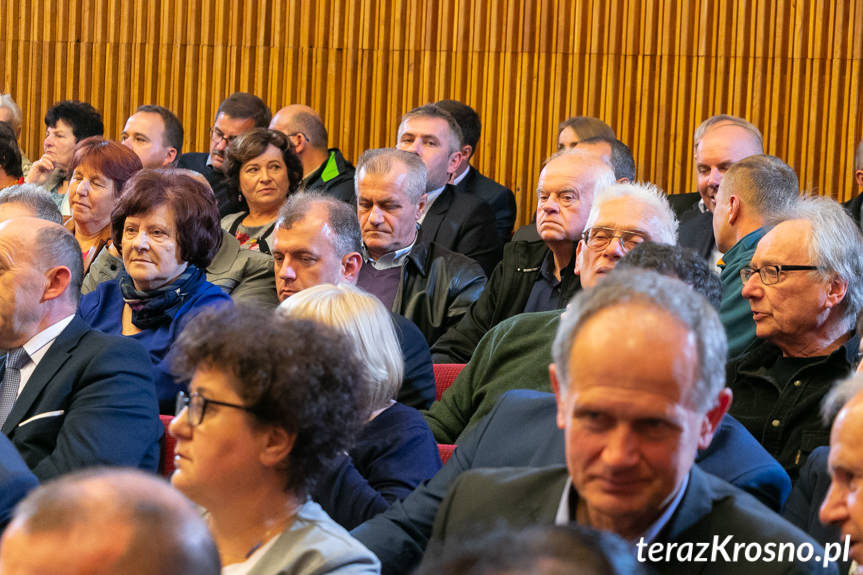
[819,483,849,526]
[278,259,296,280]
[601,426,640,468]
[740,271,762,300]
[368,205,385,224]
[708,167,722,187]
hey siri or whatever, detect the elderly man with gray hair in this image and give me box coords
[355,148,486,345]
[0,468,220,574]
[0,183,63,223]
[729,196,863,479]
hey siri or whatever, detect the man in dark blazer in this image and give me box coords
[0,434,37,532]
[435,99,517,245]
[396,104,501,275]
[177,92,271,216]
[427,269,835,574]
[0,218,161,480]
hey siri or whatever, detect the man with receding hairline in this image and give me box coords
[0,217,160,479]
[270,104,356,204]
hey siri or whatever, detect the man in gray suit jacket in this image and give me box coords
[430,269,837,574]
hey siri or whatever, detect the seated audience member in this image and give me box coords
[417,524,646,575]
[221,128,303,254]
[25,100,103,214]
[120,104,183,168]
[178,92,271,216]
[270,104,356,204]
[783,373,863,575]
[355,148,486,345]
[83,168,278,307]
[0,469,220,575]
[428,270,833,575]
[0,434,38,533]
[424,181,678,442]
[396,104,500,275]
[555,116,615,150]
[434,99,517,244]
[818,373,863,574]
[677,115,764,263]
[0,183,62,223]
[169,305,381,574]
[713,154,800,358]
[272,193,435,408]
[0,122,23,189]
[79,170,232,412]
[0,217,160,479]
[431,151,615,363]
[843,139,863,230]
[64,137,142,274]
[729,196,863,478]
[0,94,30,175]
[279,284,441,530]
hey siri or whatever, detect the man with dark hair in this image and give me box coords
[0,122,23,189]
[0,184,63,224]
[120,104,184,168]
[434,99,516,244]
[178,92,271,216]
[355,148,487,345]
[270,104,356,204]
[0,469,220,575]
[25,100,104,213]
[396,104,500,275]
[712,154,800,358]
[431,151,614,364]
[0,217,161,479]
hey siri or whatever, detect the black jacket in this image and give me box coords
[177,152,239,217]
[303,148,356,204]
[678,209,716,261]
[394,242,487,345]
[454,168,517,245]
[430,239,580,363]
[416,184,501,276]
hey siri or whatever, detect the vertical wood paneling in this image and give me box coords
[1,0,862,225]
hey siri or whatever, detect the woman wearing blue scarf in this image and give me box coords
[80,169,232,413]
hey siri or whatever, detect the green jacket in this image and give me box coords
[718,227,765,359]
[423,309,561,443]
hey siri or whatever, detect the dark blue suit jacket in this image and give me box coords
[177,152,238,217]
[1,317,162,480]
[454,168,517,245]
[393,314,435,410]
[0,433,37,532]
[353,389,791,575]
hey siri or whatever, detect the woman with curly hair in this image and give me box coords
[169,304,380,574]
[220,128,303,254]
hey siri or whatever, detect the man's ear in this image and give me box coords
[415,194,428,222]
[697,387,733,450]
[163,147,179,167]
[825,275,849,309]
[727,195,741,226]
[460,145,473,163]
[549,363,568,430]
[259,425,296,468]
[574,240,585,277]
[341,252,363,284]
[446,150,463,176]
[41,266,72,303]
[855,169,863,189]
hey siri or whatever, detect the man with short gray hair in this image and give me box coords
[0,468,220,574]
[0,183,63,223]
[355,148,486,345]
[270,104,356,204]
[428,269,833,575]
[730,196,863,478]
[712,154,800,358]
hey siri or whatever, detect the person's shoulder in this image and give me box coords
[468,169,512,195]
[177,152,208,169]
[425,243,485,275]
[78,279,122,319]
[493,309,563,336]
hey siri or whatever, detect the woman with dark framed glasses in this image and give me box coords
[168,304,380,574]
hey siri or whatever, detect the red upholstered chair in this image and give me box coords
[437,443,456,465]
[433,363,466,401]
[159,414,177,478]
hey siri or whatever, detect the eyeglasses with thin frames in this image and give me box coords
[175,390,254,427]
[210,126,239,147]
[739,264,819,285]
[581,226,649,252]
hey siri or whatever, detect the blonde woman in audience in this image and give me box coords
[278,284,442,530]
[221,128,303,254]
[65,137,142,274]
[169,304,380,574]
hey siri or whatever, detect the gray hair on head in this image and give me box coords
[583,181,679,244]
[693,114,763,152]
[398,104,464,154]
[821,372,863,426]
[355,148,427,205]
[276,192,362,256]
[0,94,23,133]
[0,184,63,224]
[765,195,863,331]
[552,268,727,412]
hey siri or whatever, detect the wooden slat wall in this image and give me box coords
[1,0,861,225]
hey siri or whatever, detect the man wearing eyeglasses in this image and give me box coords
[727,196,863,479]
[178,92,271,217]
[431,151,615,364]
[711,155,800,359]
[269,105,356,204]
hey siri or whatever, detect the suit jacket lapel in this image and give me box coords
[2,317,88,435]
[657,467,716,543]
[419,185,454,246]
